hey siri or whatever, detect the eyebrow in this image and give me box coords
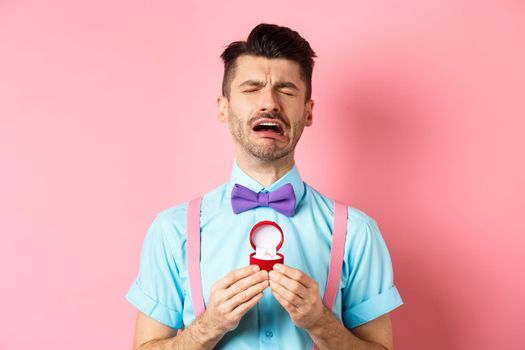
[239,80,266,88]
[238,80,299,90]
[274,81,299,90]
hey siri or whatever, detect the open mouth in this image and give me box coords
[250,118,287,142]
[252,121,284,135]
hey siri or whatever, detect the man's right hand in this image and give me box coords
[132,265,268,350]
[201,265,269,337]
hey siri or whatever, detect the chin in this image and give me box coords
[252,149,291,162]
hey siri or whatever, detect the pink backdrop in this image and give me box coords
[1,1,524,349]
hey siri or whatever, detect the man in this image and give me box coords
[126,23,403,349]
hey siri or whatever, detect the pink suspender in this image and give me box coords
[312,200,348,350]
[322,201,348,310]
[186,197,348,349]
[186,197,205,317]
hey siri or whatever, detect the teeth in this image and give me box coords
[258,122,279,126]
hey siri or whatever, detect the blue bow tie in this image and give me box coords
[231,183,296,217]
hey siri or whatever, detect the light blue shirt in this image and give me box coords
[126,162,403,349]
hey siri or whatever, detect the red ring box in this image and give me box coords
[249,220,284,272]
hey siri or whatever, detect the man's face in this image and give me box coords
[218,55,313,162]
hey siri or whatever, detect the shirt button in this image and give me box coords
[265,330,273,338]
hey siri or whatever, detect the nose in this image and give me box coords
[258,87,280,113]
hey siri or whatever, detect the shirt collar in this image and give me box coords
[226,160,306,208]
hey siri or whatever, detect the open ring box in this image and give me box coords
[249,220,284,271]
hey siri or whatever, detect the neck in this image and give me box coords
[235,151,295,187]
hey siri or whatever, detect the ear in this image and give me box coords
[304,99,314,127]
[217,96,229,123]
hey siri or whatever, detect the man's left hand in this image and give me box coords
[268,263,326,331]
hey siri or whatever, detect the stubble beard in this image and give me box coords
[228,108,305,162]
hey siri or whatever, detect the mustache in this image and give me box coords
[250,111,289,128]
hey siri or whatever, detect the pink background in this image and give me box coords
[1,1,524,349]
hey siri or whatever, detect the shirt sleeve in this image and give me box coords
[125,212,185,329]
[341,214,403,329]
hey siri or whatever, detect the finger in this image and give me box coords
[270,283,297,312]
[231,291,264,318]
[223,270,268,301]
[213,265,260,290]
[269,279,300,308]
[226,279,269,311]
[273,264,313,288]
[269,270,307,298]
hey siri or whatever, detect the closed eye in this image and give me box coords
[239,80,265,93]
[274,82,299,96]
[279,90,296,96]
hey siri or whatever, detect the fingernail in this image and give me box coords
[269,271,275,280]
[252,265,259,272]
[273,264,282,271]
